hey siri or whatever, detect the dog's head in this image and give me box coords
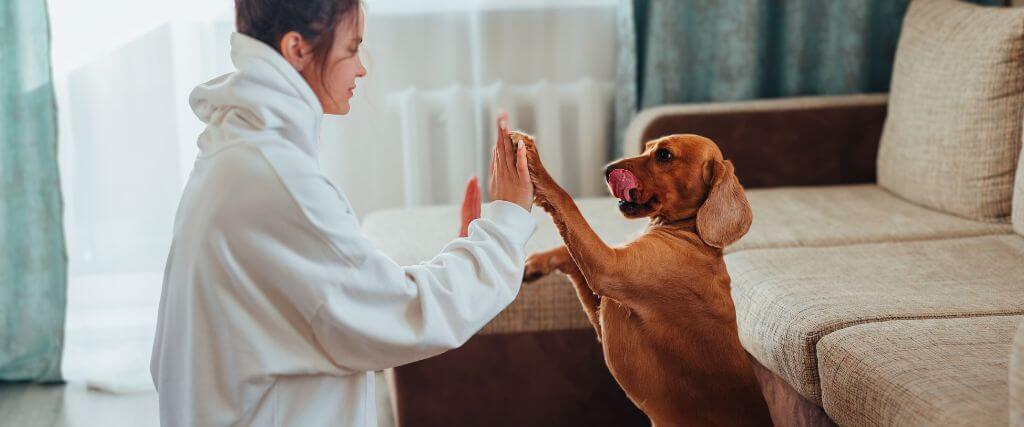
[604,134,752,248]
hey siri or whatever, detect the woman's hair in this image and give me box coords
[235,0,361,75]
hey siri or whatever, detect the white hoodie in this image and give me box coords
[150,32,536,427]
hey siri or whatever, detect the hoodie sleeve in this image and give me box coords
[311,199,535,372]
[255,146,536,373]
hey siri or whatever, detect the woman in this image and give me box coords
[149,1,536,425]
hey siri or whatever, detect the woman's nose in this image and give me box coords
[358,59,368,78]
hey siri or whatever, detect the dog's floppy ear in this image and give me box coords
[696,160,752,249]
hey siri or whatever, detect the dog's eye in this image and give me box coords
[655,148,673,162]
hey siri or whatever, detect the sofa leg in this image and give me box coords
[748,353,836,427]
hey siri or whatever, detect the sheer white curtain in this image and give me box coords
[52,0,617,391]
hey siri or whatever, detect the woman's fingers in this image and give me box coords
[458,175,480,237]
[496,111,508,130]
[494,113,505,163]
[459,177,470,237]
[464,175,479,212]
[495,113,510,175]
[500,121,516,177]
[475,175,483,216]
[489,129,498,198]
[516,140,530,181]
[471,175,481,217]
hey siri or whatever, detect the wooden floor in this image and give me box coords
[0,374,396,427]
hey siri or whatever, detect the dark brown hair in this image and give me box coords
[235,0,361,79]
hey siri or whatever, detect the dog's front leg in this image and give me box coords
[512,132,633,304]
[525,246,602,341]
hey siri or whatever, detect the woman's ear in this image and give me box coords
[279,31,314,71]
[696,160,753,249]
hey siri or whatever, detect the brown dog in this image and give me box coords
[515,132,771,426]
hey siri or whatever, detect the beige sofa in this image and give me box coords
[363,0,1024,425]
[364,95,1024,427]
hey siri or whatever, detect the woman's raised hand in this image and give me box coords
[488,112,533,213]
[458,176,481,238]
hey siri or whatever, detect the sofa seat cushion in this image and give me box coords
[727,235,1024,404]
[1012,321,1024,426]
[818,316,1022,426]
[363,185,1010,264]
[732,184,1011,252]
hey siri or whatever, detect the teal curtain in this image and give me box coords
[614,0,1007,155]
[1,0,67,382]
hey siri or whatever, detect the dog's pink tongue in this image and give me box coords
[608,169,638,202]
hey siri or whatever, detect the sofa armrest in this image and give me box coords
[622,93,888,188]
[1013,321,1024,427]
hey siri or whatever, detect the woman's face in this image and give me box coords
[302,10,367,115]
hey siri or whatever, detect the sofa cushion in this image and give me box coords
[1013,321,1024,426]
[363,186,1011,264]
[727,235,1024,404]
[1015,140,1024,235]
[817,316,1022,426]
[876,0,1024,221]
[733,184,1010,252]
[362,187,1011,334]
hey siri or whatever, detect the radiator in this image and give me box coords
[390,78,615,207]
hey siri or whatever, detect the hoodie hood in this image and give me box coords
[190,32,324,158]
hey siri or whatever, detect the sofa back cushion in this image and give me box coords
[877,0,1024,221]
